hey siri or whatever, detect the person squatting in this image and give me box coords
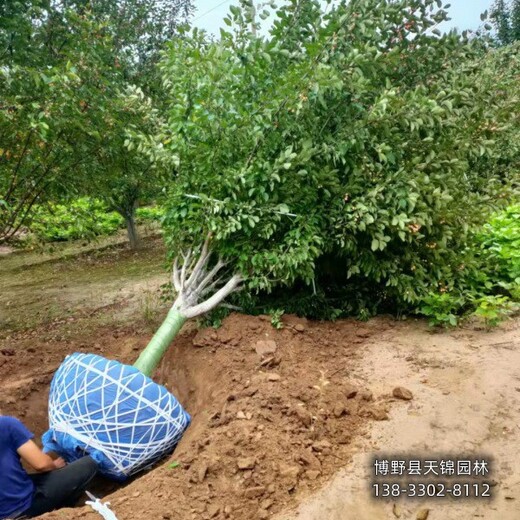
[0,414,97,519]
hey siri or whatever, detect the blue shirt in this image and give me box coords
[0,417,35,519]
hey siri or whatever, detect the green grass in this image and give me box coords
[28,198,165,243]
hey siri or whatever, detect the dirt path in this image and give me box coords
[0,235,166,332]
[278,320,520,520]
[1,239,519,519]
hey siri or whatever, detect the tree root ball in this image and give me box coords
[42,353,191,481]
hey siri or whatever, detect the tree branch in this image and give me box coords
[167,238,243,319]
[180,249,192,289]
[185,234,211,286]
[172,256,181,292]
[182,274,243,319]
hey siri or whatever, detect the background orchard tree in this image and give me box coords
[56,0,194,248]
[85,88,169,249]
[0,9,116,244]
[134,0,519,318]
[0,0,193,245]
[491,0,520,44]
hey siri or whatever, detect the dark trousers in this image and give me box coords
[20,456,98,518]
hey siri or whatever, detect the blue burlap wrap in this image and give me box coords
[42,352,191,481]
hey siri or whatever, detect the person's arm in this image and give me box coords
[17,440,66,472]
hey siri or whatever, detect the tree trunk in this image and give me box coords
[125,211,140,249]
[133,308,187,376]
[133,236,243,377]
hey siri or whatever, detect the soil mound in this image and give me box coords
[1,312,389,519]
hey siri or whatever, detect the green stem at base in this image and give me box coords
[133,308,187,377]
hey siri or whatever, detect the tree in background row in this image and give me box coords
[0,0,193,246]
[68,0,193,249]
[0,9,112,243]
[491,0,520,44]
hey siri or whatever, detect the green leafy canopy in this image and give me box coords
[132,0,519,318]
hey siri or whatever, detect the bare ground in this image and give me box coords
[277,319,520,520]
[1,237,519,520]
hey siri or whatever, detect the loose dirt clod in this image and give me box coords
[255,340,277,357]
[293,405,312,427]
[311,440,331,453]
[306,470,321,480]
[298,450,322,471]
[370,407,389,421]
[416,509,430,520]
[344,385,358,399]
[333,404,346,418]
[360,390,374,401]
[237,457,256,470]
[192,328,218,348]
[196,461,208,483]
[260,499,274,510]
[279,464,302,480]
[244,486,266,498]
[393,386,414,400]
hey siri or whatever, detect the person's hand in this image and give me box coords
[53,457,66,469]
[18,440,67,472]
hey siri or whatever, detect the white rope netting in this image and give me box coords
[43,353,191,481]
